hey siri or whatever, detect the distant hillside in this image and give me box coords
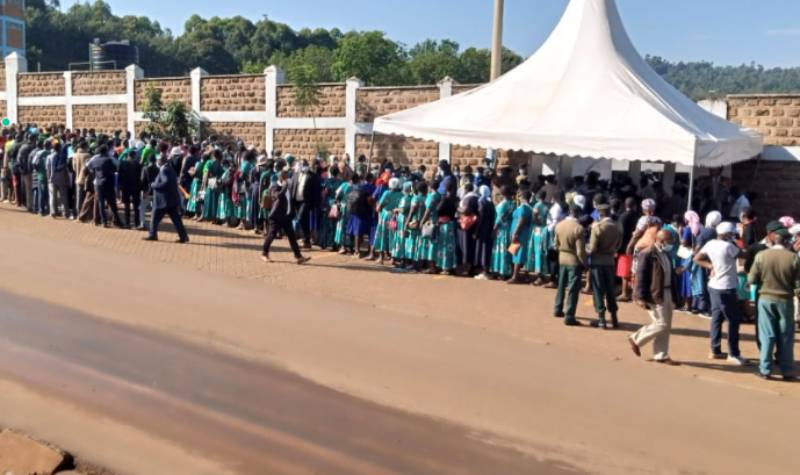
[25,1,800,98]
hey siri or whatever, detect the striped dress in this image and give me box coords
[490,199,514,277]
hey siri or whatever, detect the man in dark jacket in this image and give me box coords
[143,154,189,243]
[17,133,36,212]
[86,144,123,227]
[289,160,322,248]
[119,150,143,228]
[628,229,680,366]
[262,170,309,265]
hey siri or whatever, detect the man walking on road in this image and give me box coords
[748,225,800,381]
[143,154,189,244]
[629,230,680,366]
[262,170,310,265]
[587,194,622,329]
[694,222,748,365]
[553,202,587,326]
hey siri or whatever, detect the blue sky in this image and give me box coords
[60,0,800,67]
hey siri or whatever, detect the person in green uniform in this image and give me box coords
[527,189,552,285]
[435,179,459,274]
[319,165,342,250]
[217,159,235,224]
[371,177,404,264]
[554,203,588,326]
[587,194,623,329]
[187,152,207,219]
[508,189,534,284]
[749,225,800,381]
[200,149,224,222]
[393,181,414,267]
[235,152,255,229]
[419,179,442,273]
[405,181,428,271]
[334,176,354,253]
[490,186,515,279]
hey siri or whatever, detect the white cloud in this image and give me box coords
[765,28,800,36]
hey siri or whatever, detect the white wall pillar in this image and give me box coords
[264,65,285,154]
[63,71,73,130]
[629,160,642,187]
[5,52,28,124]
[190,67,207,117]
[437,76,454,163]
[345,76,363,164]
[125,64,144,135]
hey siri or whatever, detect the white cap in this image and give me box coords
[169,146,183,157]
[716,222,737,236]
[789,224,800,236]
[572,194,586,209]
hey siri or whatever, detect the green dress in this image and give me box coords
[393,194,412,259]
[405,194,426,262]
[186,158,206,214]
[526,201,551,274]
[510,203,533,266]
[216,169,234,221]
[201,160,224,220]
[491,199,514,277]
[235,161,254,221]
[373,190,403,253]
[421,191,441,262]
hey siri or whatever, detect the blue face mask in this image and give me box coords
[663,244,675,253]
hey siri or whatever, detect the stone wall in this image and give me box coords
[732,159,800,222]
[134,78,191,111]
[204,122,266,149]
[0,65,6,92]
[356,86,440,123]
[72,104,127,132]
[18,73,65,97]
[727,95,800,146]
[356,134,439,169]
[19,105,66,125]
[274,128,345,158]
[72,71,126,96]
[0,100,6,119]
[201,75,265,112]
[276,84,346,118]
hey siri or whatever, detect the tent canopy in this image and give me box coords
[373,0,762,168]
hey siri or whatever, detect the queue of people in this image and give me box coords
[1,123,798,381]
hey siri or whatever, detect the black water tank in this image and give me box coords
[89,39,139,70]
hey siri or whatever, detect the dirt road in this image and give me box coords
[0,206,798,474]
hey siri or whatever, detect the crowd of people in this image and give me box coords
[1,124,799,381]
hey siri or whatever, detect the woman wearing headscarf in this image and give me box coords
[473,185,496,280]
[434,179,459,274]
[490,185,516,279]
[392,181,414,267]
[456,183,480,276]
[680,210,704,312]
[371,177,403,264]
[688,210,722,315]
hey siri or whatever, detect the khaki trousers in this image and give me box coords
[631,293,673,361]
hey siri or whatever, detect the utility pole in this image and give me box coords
[490,0,505,81]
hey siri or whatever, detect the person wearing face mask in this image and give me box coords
[628,230,680,366]
[262,170,310,265]
[694,222,748,365]
[748,225,800,381]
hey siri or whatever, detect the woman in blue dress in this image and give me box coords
[405,181,428,270]
[435,179,459,274]
[319,166,342,250]
[526,189,551,285]
[216,159,235,225]
[508,189,534,284]
[419,179,442,273]
[681,211,705,312]
[200,150,224,223]
[187,154,207,219]
[490,185,515,279]
[393,181,413,266]
[371,177,403,264]
[334,176,354,253]
[235,153,255,229]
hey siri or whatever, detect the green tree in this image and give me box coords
[332,31,410,85]
[164,101,195,140]
[408,39,461,84]
[142,84,165,136]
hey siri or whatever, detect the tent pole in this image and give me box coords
[687,166,695,212]
[490,0,505,81]
[366,130,376,172]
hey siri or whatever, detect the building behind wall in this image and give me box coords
[0,0,24,58]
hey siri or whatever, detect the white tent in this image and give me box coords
[373,0,762,168]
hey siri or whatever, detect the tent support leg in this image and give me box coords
[687,166,695,213]
[366,131,376,172]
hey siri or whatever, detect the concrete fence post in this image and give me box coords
[5,52,27,124]
[345,76,363,164]
[125,64,144,135]
[264,65,285,153]
[63,71,73,129]
[437,76,454,163]
[190,67,207,120]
